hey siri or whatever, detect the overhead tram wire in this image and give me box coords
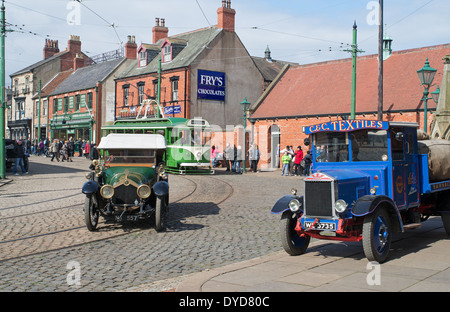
[74,0,122,46]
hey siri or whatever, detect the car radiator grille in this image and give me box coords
[114,185,138,205]
[304,181,334,218]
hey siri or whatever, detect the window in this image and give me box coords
[153,80,158,99]
[123,85,129,106]
[137,82,145,104]
[87,92,93,109]
[64,96,69,113]
[314,132,349,163]
[139,51,146,67]
[25,77,30,94]
[75,94,81,111]
[351,130,388,162]
[163,45,172,63]
[43,99,48,116]
[171,77,179,101]
[35,100,39,116]
[53,98,58,113]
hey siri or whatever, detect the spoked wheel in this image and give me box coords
[84,195,99,231]
[280,211,310,255]
[363,208,392,263]
[155,196,167,232]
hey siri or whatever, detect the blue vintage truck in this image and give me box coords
[271,120,450,263]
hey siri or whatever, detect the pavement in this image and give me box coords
[174,215,450,292]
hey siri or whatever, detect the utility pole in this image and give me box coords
[344,22,364,120]
[37,80,41,142]
[0,0,6,179]
[157,56,161,118]
[377,0,384,121]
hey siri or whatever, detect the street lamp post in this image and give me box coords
[417,58,438,133]
[240,97,250,173]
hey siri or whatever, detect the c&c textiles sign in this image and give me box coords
[304,120,389,135]
[197,70,226,101]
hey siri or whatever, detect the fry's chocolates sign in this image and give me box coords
[197,70,226,101]
[304,120,389,135]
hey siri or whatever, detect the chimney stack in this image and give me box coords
[43,39,60,59]
[217,0,236,32]
[152,17,169,44]
[73,53,85,71]
[125,35,137,59]
[68,35,81,55]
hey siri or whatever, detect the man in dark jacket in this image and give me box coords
[13,140,28,175]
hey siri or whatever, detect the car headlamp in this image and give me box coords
[289,199,301,212]
[100,185,114,199]
[335,199,348,213]
[137,184,151,199]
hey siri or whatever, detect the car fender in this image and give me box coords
[271,195,303,215]
[153,181,169,197]
[352,195,403,232]
[82,180,99,195]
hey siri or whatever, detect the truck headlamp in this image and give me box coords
[289,199,301,212]
[335,199,348,213]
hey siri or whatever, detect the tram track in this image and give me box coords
[0,174,234,262]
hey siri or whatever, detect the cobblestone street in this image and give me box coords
[0,156,302,291]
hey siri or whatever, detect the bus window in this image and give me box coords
[144,129,154,134]
[125,129,134,134]
[156,129,165,136]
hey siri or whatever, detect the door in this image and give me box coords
[404,128,419,207]
[391,128,406,210]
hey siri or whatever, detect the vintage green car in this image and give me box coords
[82,133,169,232]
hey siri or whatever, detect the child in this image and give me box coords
[281,151,290,176]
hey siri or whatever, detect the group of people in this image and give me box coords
[49,138,96,162]
[279,145,312,177]
[211,143,261,174]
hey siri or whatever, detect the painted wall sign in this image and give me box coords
[197,70,226,101]
[304,120,389,135]
[164,105,181,115]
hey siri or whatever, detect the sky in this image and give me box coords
[4,0,450,86]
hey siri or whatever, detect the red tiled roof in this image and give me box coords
[32,69,73,99]
[251,43,450,119]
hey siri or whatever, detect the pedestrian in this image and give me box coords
[235,145,242,174]
[293,146,304,176]
[90,143,99,160]
[304,150,312,176]
[38,140,44,156]
[224,143,232,172]
[68,137,75,157]
[84,141,90,159]
[231,144,237,173]
[249,143,260,173]
[13,139,28,175]
[50,139,60,162]
[281,151,290,176]
[79,139,85,157]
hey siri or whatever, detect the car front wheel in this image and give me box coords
[84,195,99,231]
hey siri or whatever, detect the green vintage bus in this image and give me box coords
[101,117,213,174]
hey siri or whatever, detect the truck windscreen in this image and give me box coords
[314,130,388,162]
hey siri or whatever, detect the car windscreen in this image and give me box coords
[105,149,156,164]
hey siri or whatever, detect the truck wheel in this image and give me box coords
[441,213,450,235]
[280,211,310,256]
[155,196,167,232]
[84,195,99,231]
[362,207,392,263]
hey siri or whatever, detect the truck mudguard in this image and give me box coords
[271,195,303,214]
[352,195,403,232]
[153,181,169,197]
[82,181,99,195]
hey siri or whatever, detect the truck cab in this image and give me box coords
[272,120,450,263]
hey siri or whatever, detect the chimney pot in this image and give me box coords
[152,18,168,44]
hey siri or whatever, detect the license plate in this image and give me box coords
[304,220,336,231]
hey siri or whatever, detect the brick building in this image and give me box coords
[249,43,450,169]
[8,35,91,141]
[47,38,137,144]
[114,1,293,129]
